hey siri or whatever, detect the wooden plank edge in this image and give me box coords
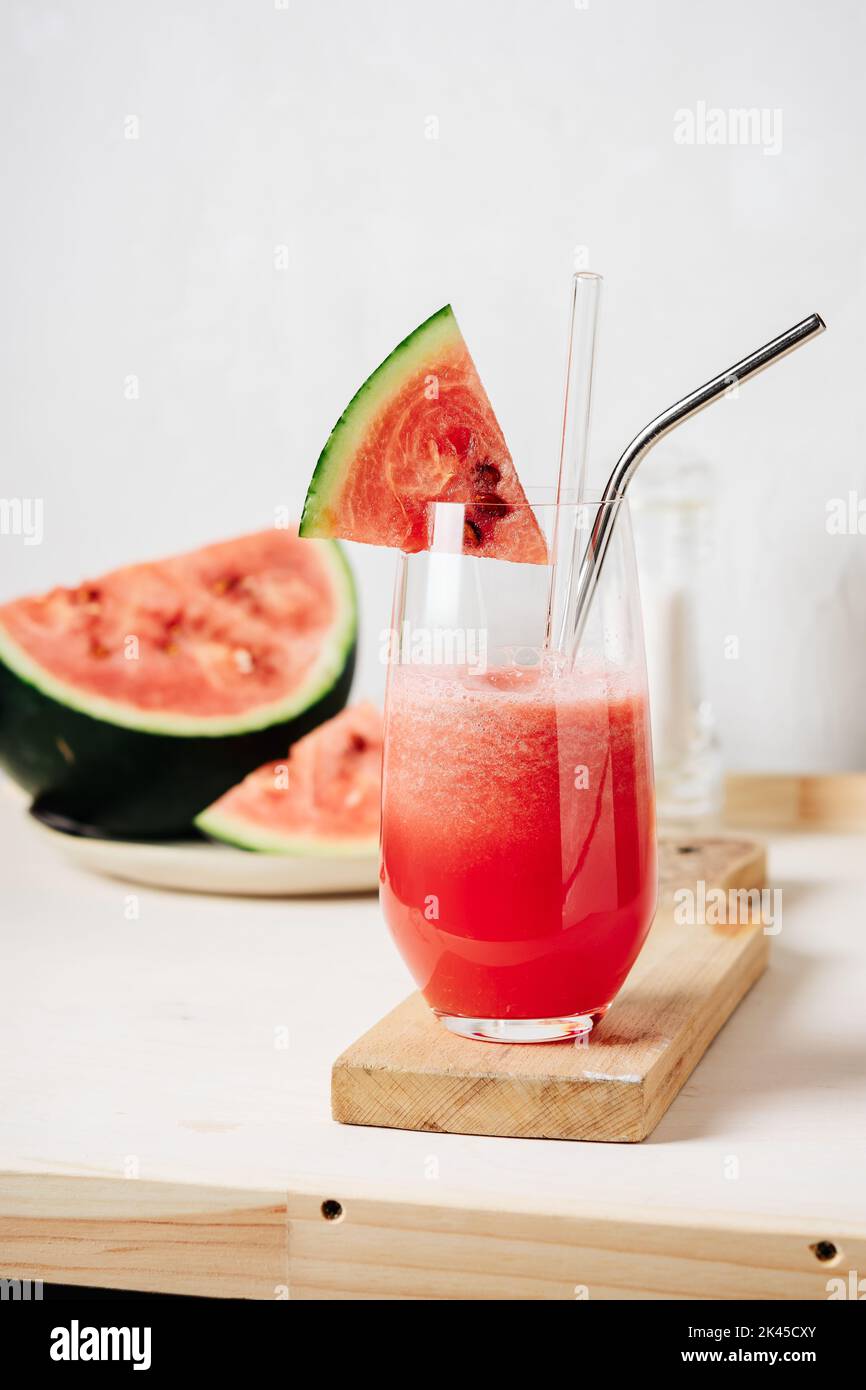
[725,773,866,831]
[0,1172,287,1299]
[287,1184,866,1301]
[332,1048,649,1143]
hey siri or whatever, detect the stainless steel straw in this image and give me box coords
[570,312,826,647]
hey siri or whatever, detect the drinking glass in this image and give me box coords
[379,492,658,1043]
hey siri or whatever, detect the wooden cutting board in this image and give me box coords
[332,837,769,1143]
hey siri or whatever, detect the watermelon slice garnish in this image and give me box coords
[300,306,547,564]
[195,703,381,855]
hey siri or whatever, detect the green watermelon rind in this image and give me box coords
[0,538,356,738]
[194,804,378,858]
[299,304,460,537]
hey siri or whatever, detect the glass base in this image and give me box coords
[434,1010,595,1044]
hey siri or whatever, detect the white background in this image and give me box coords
[1,0,863,770]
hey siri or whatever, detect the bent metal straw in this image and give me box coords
[570,312,826,648]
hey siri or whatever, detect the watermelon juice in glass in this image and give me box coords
[380,495,657,1043]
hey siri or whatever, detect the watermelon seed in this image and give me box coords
[475,490,510,515]
[55,737,75,766]
[213,574,241,596]
[473,460,501,487]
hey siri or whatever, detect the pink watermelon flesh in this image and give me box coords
[300,306,547,565]
[195,703,382,851]
[0,530,352,727]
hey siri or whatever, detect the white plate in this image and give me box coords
[32,820,379,897]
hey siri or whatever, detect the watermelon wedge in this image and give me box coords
[195,703,381,855]
[0,530,357,837]
[300,305,547,564]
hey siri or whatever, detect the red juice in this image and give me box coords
[380,661,657,1022]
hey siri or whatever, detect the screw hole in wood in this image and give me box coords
[809,1240,840,1264]
[321,1199,344,1222]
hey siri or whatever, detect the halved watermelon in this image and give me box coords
[0,530,356,837]
[195,703,381,855]
[300,305,547,564]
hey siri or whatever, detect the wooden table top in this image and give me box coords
[1,782,864,1297]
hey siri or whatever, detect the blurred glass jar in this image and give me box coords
[630,451,723,825]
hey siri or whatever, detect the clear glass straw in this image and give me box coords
[545,271,602,654]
